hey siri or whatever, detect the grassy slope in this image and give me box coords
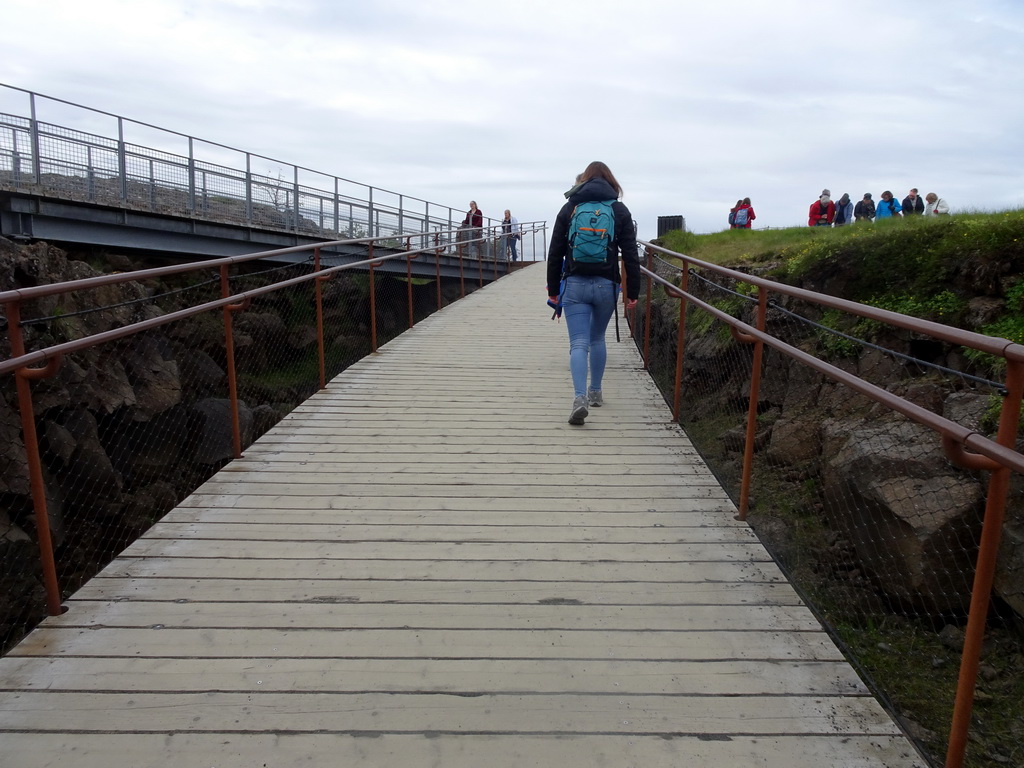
[656,211,1024,767]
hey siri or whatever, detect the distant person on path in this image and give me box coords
[502,209,520,261]
[547,161,640,426]
[732,197,755,229]
[876,191,902,219]
[924,193,950,216]
[854,193,875,222]
[808,189,835,227]
[833,193,854,226]
[728,199,742,228]
[902,188,925,216]
[462,201,483,257]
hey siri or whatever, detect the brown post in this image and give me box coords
[6,301,65,615]
[219,266,244,459]
[642,248,654,367]
[458,243,466,298]
[313,247,327,390]
[435,248,442,311]
[672,265,690,421]
[368,244,378,353]
[492,233,500,281]
[736,286,768,521]
[945,359,1024,768]
[406,255,415,329]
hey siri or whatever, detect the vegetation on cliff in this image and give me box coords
[659,210,1024,368]
[651,211,1024,767]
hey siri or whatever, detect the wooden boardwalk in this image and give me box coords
[0,265,926,767]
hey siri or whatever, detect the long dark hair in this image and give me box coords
[579,161,623,198]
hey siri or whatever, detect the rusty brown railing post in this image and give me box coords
[435,247,442,311]
[672,264,690,422]
[944,358,1024,768]
[642,248,654,367]
[368,245,379,353]
[5,301,65,616]
[457,242,466,298]
[406,254,415,329]
[219,265,248,459]
[734,286,768,521]
[313,247,330,390]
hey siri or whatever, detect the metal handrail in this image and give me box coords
[635,240,1024,768]
[0,222,544,623]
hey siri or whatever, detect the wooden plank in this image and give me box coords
[0,733,931,768]
[118,538,772,562]
[93,557,790,582]
[159,507,746,527]
[8,627,847,661]
[73,578,804,605]
[0,656,869,695]
[0,691,904,735]
[176,494,737,512]
[142,522,760,544]
[43,601,823,632]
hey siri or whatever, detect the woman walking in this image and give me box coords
[547,161,640,426]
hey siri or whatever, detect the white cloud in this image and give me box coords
[1,0,1023,237]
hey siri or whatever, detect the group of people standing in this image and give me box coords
[459,202,521,261]
[809,188,950,227]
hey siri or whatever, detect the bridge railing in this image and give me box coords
[0,221,545,658]
[0,83,504,244]
[630,240,1024,768]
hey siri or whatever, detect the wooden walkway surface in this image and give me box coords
[0,265,926,767]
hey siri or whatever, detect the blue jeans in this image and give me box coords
[508,236,518,261]
[561,275,617,397]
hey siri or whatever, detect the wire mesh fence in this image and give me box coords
[628,249,1024,768]
[0,83,499,243]
[0,236,496,657]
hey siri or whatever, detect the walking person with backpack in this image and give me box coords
[732,197,755,229]
[728,199,742,228]
[547,161,640,426]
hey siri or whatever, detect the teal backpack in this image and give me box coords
[569,200,616,264]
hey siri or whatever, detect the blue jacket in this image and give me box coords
[875,198,902,218]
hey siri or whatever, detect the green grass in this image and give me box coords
[656,209,1024,379]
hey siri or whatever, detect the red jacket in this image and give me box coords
[464,208,483,228]
[808,199,835,227]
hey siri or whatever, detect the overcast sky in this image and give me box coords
[2,0,1022,240]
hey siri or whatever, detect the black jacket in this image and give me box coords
[902,195,925,215]
[546,178,641,300]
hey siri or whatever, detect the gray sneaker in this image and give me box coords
[568,395,589,425]
[588,389,604,407]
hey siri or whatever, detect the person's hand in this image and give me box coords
[548,296,560,304]
[625,298,637,310]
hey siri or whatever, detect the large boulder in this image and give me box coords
[123,334,181,420]
[0,399,29,496]
[820,417,985,615]
[191,398,254,464]
[54,409,123,512]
